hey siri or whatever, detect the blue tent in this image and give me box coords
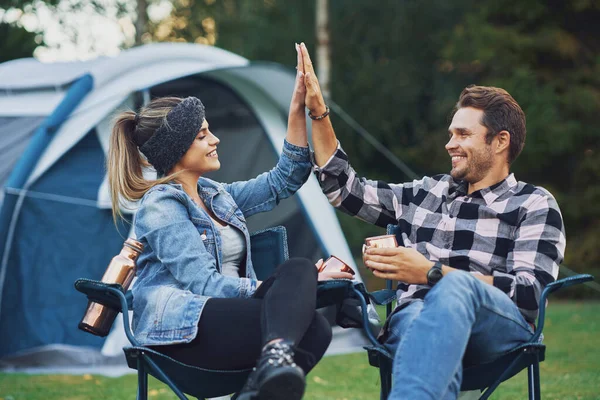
[0,43,364,369]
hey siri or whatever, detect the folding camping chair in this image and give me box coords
[75,226,288,400]
[75,225,370,400]
[360,224,595,400]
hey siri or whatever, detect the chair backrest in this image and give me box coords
[250,226,289,280]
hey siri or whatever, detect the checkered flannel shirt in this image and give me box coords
[313,143,566,323]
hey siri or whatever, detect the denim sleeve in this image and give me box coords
[223,140,311,218]
[136,188,256,298]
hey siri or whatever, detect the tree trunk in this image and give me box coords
[135,0,148,46]
[316,0,331,99]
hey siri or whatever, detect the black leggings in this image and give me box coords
[152,258,332,374]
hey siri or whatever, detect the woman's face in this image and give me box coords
[175,119,221,175]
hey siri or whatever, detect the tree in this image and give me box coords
[0,21,39,63]
[439,0,600,295]
[149,0,315,62]
[0,0,150,61]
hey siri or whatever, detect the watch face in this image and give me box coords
[427,265,443,286]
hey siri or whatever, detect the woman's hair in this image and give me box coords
[107,96,185,223]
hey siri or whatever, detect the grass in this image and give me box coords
[1,301,598,400]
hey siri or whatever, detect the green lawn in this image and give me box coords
[1,302,598,400]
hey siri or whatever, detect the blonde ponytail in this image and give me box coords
[107,97,185,223]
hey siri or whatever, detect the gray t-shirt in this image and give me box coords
[218,223,246,278]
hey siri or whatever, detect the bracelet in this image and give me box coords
[308,105,330,120]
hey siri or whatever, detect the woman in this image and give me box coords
[107,45,352,400]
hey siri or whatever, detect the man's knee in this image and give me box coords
[384,301,424,355]
[428,270,481,303]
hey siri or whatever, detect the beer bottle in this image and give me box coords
[78,238,143,337]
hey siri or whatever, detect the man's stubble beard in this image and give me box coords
[450,145,494,184]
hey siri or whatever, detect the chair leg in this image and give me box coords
[380,359,392,400]
[477,353,526,400]
[528,358,541,400]
[141,352,189,400]
[137,357,148,400]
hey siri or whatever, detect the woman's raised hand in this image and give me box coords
[290,43,307,110]
[299,43,327,116]
[285,44,309,147]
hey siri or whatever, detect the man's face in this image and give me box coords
[446,107,494,183]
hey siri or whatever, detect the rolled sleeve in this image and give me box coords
[282,139,310,162]
[311,141,349,182]
[240,277,258,297]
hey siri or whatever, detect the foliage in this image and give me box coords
[157,0,600,289]
[438,0,600,292]
[0,0,135,60]
[0,22,38,63]
[2,0,598,294]
[149,0,316,58]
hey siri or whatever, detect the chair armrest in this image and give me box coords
[316,279,354,309]
[316,280,395,308]
[541,274,594,299]
[369,289,396,306]
[74,278,130,312]
[531,274,594,343]
[74,278,140,346]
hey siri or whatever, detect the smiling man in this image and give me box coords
[301,58,566,400]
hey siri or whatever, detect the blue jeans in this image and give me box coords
[384,271,534,400]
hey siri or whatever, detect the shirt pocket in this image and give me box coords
[191,217,217,256]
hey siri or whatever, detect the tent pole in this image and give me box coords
[0,74,94,301]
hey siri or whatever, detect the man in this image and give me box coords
[297,43,565,399]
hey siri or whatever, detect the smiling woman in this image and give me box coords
[102,43,348,400]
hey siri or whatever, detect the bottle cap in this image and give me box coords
[124,238,143,253]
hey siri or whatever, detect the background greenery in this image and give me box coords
[1,0,599,297]
[158,0,600,297]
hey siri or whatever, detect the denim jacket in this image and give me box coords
[132,140,311,346]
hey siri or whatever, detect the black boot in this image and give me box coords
[234,340,305,400]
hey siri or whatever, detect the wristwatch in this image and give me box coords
[426,261,444,287]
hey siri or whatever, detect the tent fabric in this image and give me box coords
[0,116,45,204]
[0,43,247,91]
[0,43,367,368]
[0,132,131,358]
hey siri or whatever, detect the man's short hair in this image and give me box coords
[455,85,526,164]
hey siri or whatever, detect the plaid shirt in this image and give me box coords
[313,144,566,323]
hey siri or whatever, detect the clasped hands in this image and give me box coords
[363,246,434,285]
